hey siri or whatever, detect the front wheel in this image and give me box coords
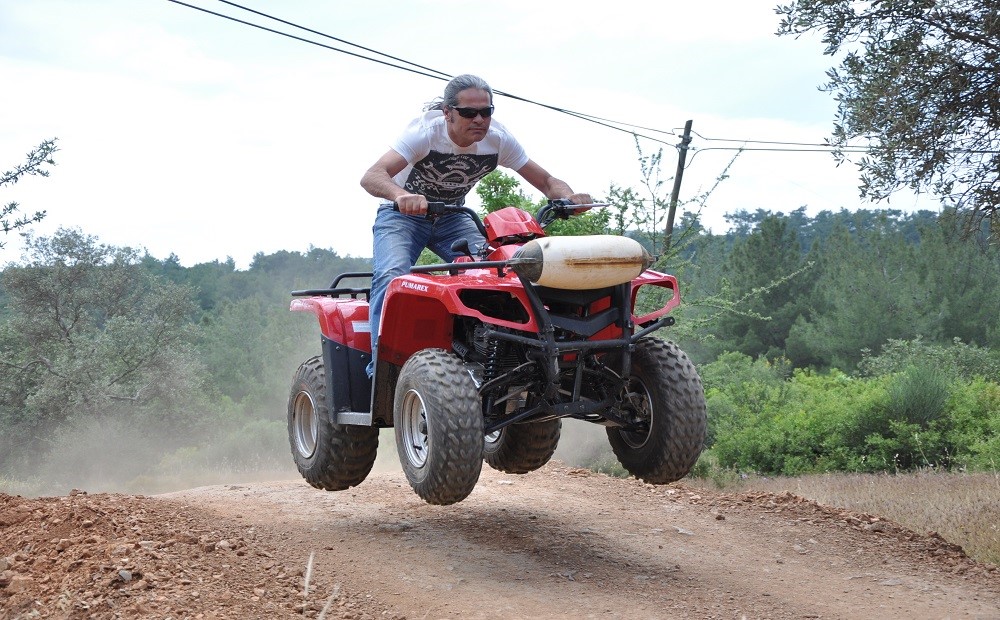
[607,338,706,484]
[394,349,484,505]
[288,356,378,491]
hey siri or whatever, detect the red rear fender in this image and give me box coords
[289,297,372,353]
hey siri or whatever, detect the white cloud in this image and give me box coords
[1,0,940,269]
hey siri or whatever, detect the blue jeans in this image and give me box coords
[367,207,485,377]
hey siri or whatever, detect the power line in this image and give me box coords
[215,0,450,80]
[167,0,680,146]
[214,0,679,141]
[168,1,1000,159]
[688,130,1000,155]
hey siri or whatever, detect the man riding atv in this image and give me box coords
[286,75,707,506]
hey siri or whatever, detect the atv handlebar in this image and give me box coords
[392,202,488,238]
[535,199,608,228]
[392,199,608,236]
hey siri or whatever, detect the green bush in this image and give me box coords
[859,337,1000,381]
[704,353,999,476]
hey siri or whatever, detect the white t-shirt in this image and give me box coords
[389,110,530,205]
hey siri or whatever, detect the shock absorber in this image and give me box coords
[483,336,501,383]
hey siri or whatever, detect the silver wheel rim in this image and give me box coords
[484,429,502,446]
[292,390,318,459]
[620,378,653,449]
[400,389,429,468]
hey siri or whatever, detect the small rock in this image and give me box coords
[714,514,726,521]
[5,575,33,593]
[119,569,133,582]
[215,540,232,551]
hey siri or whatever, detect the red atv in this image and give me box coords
[287,201,707,505]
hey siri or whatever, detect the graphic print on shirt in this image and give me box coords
[404,151,499,204]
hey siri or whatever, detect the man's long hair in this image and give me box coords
[424,74,493,112]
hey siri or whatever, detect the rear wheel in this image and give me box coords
[483,420,561,474]
[607,338,706,484]
[288,356,378,490]
[394,349,483,505]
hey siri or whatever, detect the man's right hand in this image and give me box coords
[396,194,428,216]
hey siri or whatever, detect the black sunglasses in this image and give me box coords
[451,105,494,119]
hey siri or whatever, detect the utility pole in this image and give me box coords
[664,119,693,254]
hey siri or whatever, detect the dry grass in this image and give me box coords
[688,469,1000,565]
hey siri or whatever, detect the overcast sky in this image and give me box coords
[1,0,940,269]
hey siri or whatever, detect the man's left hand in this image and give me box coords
[568,193,594,210]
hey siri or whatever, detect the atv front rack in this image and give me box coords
[411,259,677,435]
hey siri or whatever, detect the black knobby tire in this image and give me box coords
[394,349,483,505]
[287,356,378,491]
[607,338,707,484]
[483,419,561,474]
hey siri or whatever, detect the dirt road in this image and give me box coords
[2,463,998,619]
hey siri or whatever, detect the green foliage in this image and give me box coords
[713,215,816,362]
[2,139,57,249]
[197,296,315,410]
[703,353,1000,476]
[786,218,935,371]
[776,0,1000,238]
[3,138,1000,492]
[475,169,610,237]
[475,170,534,213]
[0,228,203,469]
[538,206,610,237]
[859,337,1000,381]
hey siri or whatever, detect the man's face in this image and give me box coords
[446,88,493,147]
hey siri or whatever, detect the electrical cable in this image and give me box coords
[687,130,1000,154]
[168,0,1000,158]
[167,0,680,146]
[215,0,680,140]
[215,0,451,79]
[165,1,451,82]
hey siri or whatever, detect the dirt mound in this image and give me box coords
[0,490,384,619]
[3,465,999,619]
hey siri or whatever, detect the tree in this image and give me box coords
[2,139,58,249]
[714,215,815,361]
[776,1,1000,238]
[474,170,609,237]
[0,228,202,465]
[785,217,934,370]
[475,170,535,214]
